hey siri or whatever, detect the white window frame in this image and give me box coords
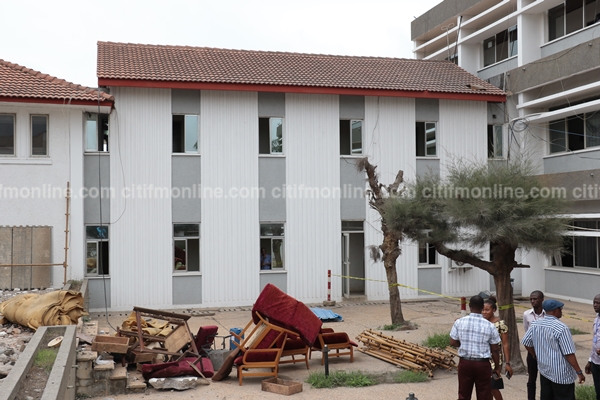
[31,114,49,157]
[549,112,600,154]
[85,225,109,276]
[259,117,284,155]
[0,113,16,156]
[340,119,363,156]
[172,114,199,154]
[483,25,518,67]
[416,121,437,157]
[260,223,285,270]
[85,113,109,152]
[173,223,200,273]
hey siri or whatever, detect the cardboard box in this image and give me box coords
[261,377,303,395]
[92,335,129,354]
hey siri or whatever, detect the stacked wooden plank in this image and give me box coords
[356,329,457,377]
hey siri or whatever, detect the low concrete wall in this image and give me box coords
[0,325,77,400]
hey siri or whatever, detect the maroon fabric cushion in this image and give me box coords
[256,329,281,349]
[252,283,322,347]
[283,337,307,351]
[194,325,218,355]
[141,357,214,380]
[321,332,349,345]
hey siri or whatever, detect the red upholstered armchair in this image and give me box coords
[279,333,310,369]
[311,327,358,364]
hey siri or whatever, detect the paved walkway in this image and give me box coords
[91,296,598,399]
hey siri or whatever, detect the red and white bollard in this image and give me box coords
[323,269,336,306]
[460,297,467,315]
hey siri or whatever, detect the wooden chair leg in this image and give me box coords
[238,365,243,386]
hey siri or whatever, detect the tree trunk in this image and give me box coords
[492,266,525,373]
[381,230,405,324]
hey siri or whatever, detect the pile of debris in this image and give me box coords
[356,329,457,377]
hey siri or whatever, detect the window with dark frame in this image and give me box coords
[172,115,199,153]
[418,233,437,265]
[259,117,283,154]
[340,119,363,155]
[552,220,599,268]
[487,124,503,158]
[416,121,437,157]
[0,114,15,155]
[85,113,109,152]
[31,115,48,156]
[549,0,600,41]
[173,224,200,272]
[86,226,109,275]
[549,112,600,154]
[483,25,518,67]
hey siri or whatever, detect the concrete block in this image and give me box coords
[76,361,93,380]
[94,369,112,381]
[77,378,94,388]
[109,376,128,394]
[77,351,98,362]
[31,226,51,289]
[76,380,108,398]
[110,364,127,380]
[149,376,198,391]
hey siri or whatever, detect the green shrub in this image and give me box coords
[422,332,451,349]
[306,370,377,388]
[393,370,429,383]
[576,385,596,400]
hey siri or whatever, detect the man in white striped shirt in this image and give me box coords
[522,299,585,400]
[584,293,600,400]
[523,290,546,400]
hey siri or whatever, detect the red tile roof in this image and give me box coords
[97,42,505,101]
[0,59,113,105]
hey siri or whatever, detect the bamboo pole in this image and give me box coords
[63,181,71,285]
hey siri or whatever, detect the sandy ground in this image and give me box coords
[90,297,598,400]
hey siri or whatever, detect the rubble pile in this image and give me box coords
[0,323,34,379]
[356,329,457,377]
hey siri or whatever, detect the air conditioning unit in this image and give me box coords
[449,259,473,272]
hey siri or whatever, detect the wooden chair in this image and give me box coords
[311,327,357,364]
[279,334,310,369]
[230,312,298,385]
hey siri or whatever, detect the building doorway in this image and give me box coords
[341,221,365,298]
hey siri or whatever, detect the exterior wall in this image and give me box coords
[83,154,110,224]
[109,87,173,309]
[340,159,366,220]
[0,104,85,287]
[259,157,286,221]
[200,90,260,307]
[545,268,600,303]
[363,96,418,300]
[285,94,341,303]
[172,155,201,223]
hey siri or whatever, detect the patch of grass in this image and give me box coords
[516,317,523,323]
[422,332,451,349]
[380,323,402,330]
[393,370,429,383]
[306,370,377,388]
[576,385,596,400]
[570,327,588,335]
[34,348,58,374]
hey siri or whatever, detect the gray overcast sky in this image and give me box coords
[2,0,442,88]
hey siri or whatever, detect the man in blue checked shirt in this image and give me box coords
[450,295,501,400]
[522,299,585,400]
[584,294,600,399]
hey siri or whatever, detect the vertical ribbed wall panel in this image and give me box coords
[363,97,419,300]
[201,91,259,307]
[285,94,340,303]
[110,87,172,309]
[439,99,490,294]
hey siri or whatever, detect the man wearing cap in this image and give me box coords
[522,299,585,399]
[584,293,600,399]
[450,295,501,399]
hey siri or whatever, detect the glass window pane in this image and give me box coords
[425,122,436,156]
[185,115,198,153]
[418,242,428,264]
[574,236,597,267]
[187,238,200,271]
[259,118,270,154]
[549,120,566,153]
[86,242,98,275]
[567,115,585,151]
[85,117,98,151]
[549,4,565,40]
[508,26,518,57]
[99,114,109,152]
[339,120,351,155]
[260,223,284,236]
[427,243,436,265]
[585,0,600,26]
[416,122,425,156]
[566,0,584,35]
[586,112,600,148]
[494,125,503,158]
[174,224,199,237]
[86,226,108,239]
[496,30,509,62]
[0,114,15,155]
[483,37,496,67]
[31,115,48,156]
[351,120,362,155]
[174,239,187,271]
[272,238,284,268]
[172,115,184,153]
[342,221,363,231]
[270,118,283,154]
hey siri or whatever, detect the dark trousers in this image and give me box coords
[527,352,539,400]
[458,359,492,400]
[539,373,575,400]
[591,362,600,400]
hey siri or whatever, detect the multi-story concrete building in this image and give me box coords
[412,0,600,302]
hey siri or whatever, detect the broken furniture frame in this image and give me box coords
[311,327,356,364]
[117,306,199,363]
